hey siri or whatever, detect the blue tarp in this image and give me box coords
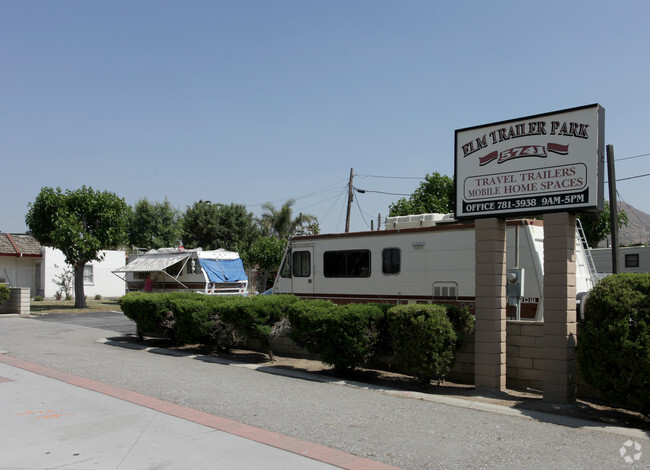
[198,258,248,283]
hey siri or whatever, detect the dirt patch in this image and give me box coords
[109,335,650,432]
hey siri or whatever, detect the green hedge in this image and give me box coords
[119,292,299,358]
[386,304,468,386]
[0,284,9,305]
[120,292,182,339]
[219,295,299,359]
[288,301,390,371]
[576,273,650,414]
[120,292,472,387]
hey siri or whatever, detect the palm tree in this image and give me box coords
[259,200,319,239]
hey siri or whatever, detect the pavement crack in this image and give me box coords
[116,411,158,469]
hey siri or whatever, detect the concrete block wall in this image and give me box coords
[450,321,554,392]
[0,287,31,316]
[504,321,544,391]
[247,320,599,400]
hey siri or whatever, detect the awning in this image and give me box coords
[198,258,247,283]
[113,253,191,273]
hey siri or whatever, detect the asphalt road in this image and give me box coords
[1,311,648,469]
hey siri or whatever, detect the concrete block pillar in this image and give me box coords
[474,217,507,393]
[543,212,577,403]
[0,287,31,316]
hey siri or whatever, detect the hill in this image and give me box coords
[603,201,650,246]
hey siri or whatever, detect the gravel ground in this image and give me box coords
[1,312,648,470]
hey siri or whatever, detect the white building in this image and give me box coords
[0,233,126,299]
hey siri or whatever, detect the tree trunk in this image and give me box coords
[261,269,269,292]
[74,261,88,308]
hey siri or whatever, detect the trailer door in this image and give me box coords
[291,248,314,296]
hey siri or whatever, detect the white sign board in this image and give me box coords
[455,104,605,219]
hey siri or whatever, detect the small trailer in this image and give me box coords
[589,245,650,275]
[113,247,248,296]
[272,214,596,321]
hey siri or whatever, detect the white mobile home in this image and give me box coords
[273,214,596,321]
[113,248,248,295]
[590,245,650,275]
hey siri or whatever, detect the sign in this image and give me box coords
[454,104,605,219]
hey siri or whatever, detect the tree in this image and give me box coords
[259,200,319,239]
[25,186,129,308]
[578,201,628,248]
[129,197,183,250]
[182,201,259,252]
[388,172,455,217]
[244,236,288,291]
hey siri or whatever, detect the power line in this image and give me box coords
[354,196,372,230]
[245,179,348,208]
[615,173,650,182]
[616,152,650,162]
[356,174,425,180]
[616,190,650,233]
[355,188,411,196]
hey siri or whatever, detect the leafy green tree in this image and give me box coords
[388,172,455,217]
[182,201,259,252]
[259,200,319,239]
[244,236,288,290]
[25,186,129,308]
[129,198,183,250]
[578,201,628,248]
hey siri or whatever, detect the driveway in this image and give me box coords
[0,312,648,469]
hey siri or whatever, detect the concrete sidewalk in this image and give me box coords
[0,354,400,470]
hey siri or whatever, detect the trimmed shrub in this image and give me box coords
[0,284,9,305]
[34,295,44,302]
[169,296,221,345]
[119,292,189,339]
[119,292,298,355]
[576,273,650,414]
[445,304,475,350]
[220,295,299,360]
[386,304,467,387]
[288,300,387,371]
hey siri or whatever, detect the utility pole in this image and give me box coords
[607,145,619,273]
[345,168,354,233]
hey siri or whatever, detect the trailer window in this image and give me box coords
[292,251,311,277]
[280,255,291,277]
[625,253,640,268]
[324,250,371,278]
[382,248,400,275]
[187,259,202,274]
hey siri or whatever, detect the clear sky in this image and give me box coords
[2,0,650,235]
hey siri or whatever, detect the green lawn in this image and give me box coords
[30,299,122,314]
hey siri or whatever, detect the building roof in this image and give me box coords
[0,233,43,257]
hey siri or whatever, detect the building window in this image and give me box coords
[83,265,94,285]
[625,253,640,268]
[292,251,311,277]
[324,250,371,278]
[382,248,400,275]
